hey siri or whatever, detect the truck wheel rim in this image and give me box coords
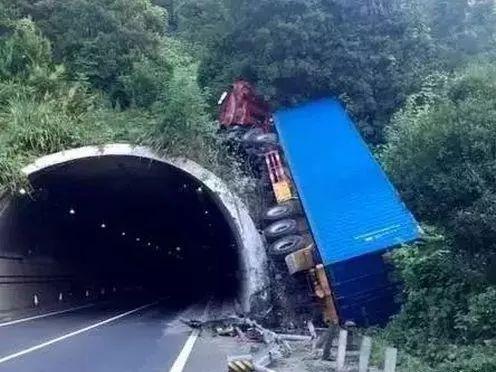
[267,206,288,218]
[272,235,302,253]
[268,219,296,234]
[277,241,294,251]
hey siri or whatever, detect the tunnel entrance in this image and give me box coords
[0,145,268,314]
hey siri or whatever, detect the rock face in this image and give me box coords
[0,144,269,315]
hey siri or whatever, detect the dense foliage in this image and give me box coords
[0,0,249,196]
[176,0,496,143]
[383,65,496,262]
[180,0,434,142]
[1,0,496,370]
[380,65,496,371]
[420,0,496,69]
[12,0,171,107]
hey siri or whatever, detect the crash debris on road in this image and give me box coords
[181,317,399,372]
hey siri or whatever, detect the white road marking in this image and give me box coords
[0,301,158,365]
[0,303,96,328]
[169,329,200,372]
[169,300,213,372]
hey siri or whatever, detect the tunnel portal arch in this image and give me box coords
[20,144,269,313]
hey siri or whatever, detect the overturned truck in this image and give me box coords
[219,81,420,326]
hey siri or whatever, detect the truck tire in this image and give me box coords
[241,127,264,143]
[264,218,298,240]
[269,234,308,256]
[225,125,245,141]
[264,200,302,221]
[252,132,278,146]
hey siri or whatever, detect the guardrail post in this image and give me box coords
[336,329,348,371]
[322,326,333,360]
[358,336,372,372]
[384,347,398,372]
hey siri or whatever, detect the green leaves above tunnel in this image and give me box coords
[0,1,248,197]
[8,0,170,107]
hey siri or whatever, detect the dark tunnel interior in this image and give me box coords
[2,156,241,308]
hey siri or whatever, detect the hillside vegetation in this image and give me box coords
[0,0,245,194]
[1,1,496,370]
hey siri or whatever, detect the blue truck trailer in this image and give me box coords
[273,99,420,326]
[218,81,420,326]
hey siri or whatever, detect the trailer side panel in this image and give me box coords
[274,99,419,265]
[274,99,420,325]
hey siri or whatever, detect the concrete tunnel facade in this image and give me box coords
[0,144,269,314]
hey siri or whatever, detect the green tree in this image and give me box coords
[382,64,496,261]
[175,0,231,52]
[422,0,496,69]
[0,8,235,194]
[379,233,496,371]
[379,64,496,369]
[15,0,170,107]
[184,0,433,142]
[0,17,52,81]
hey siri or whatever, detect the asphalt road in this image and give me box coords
[0,299,194,372]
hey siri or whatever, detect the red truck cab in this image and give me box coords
[218,79,271,131]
